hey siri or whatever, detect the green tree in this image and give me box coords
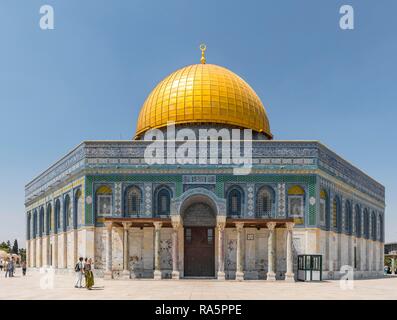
[0,241,9,252]
[19,248,26,262]
[6,240,11,251]
[12,239,18,254]
[385,256,393,268]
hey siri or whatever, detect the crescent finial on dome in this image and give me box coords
[200,43,206,64]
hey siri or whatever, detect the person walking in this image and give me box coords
[4,259,9,277]
[84,258,94,290]
[83,258,88,288]
[74,257,84,288]
[9,257,15,277]
[22,261,27,276]
[5,258,14,278]
[0,259,3,272]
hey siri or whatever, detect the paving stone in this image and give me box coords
[0,269,396,300]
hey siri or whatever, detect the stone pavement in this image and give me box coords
[1,268,397,300]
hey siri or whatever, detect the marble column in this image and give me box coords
[285,222,295,282]
[217,222,226,280]
[153,222,162,280]
[46,235,51,267]
[73,229,78,268]
[32,238,36,268]
[171,221,180,279]
[104,222,113,280]
[235,222,245,281]
[39,237,43,268]
[26,240,30,268]
[266,222,276,281]
[54,234,58,268]
[62,232,67,269]
[122,222,131,279]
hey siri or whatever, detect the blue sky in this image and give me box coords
[0,0,396,246]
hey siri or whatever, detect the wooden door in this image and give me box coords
[184,227,215,277]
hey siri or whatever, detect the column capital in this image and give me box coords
[171,215,182,227]
[266,221,276,231]
[122,221,131,229]
[216,215,227,225]
[285,222,295,231]
[235,222,244,230]
[217,222,226,232]
[171,220,180,230]
[154,221,162,230]
[104,221,113,229]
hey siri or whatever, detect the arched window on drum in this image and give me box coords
[287,185,305,219]
[96,185,113,217]
[125,186,142,216]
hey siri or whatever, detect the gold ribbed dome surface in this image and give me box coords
[135,63,272,139]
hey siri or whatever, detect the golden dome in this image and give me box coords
[134,62,272,139]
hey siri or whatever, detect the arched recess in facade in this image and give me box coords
[64,194,72,230]
[171,187,226,222]
[154,185,172,217]
[74,189,82,228]
[225,185,244,218]
[123,185,142,217]
[379,213,383,242]
[355,204,361,237]
[174,188,224,277]
[180,195,218,227]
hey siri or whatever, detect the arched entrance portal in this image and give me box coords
[182,201,216,277]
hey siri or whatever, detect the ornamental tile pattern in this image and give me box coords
[277,183,286,217]
[144,183,152,216]
[25,141,385,203]
[114,183,122,215]
[25,141,385,240]
[246,183,255,217]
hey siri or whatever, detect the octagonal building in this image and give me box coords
[25,50,385,280]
